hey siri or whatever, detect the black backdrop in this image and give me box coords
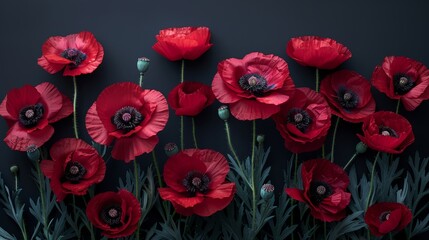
[1,0,429,238]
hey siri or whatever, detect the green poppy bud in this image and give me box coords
[137,57,150,73]
[218,105,230,121]
[355,141,367,154]
[260,183,274,200]
[26,145,40,161]
[164,143,179,157]
[10,165,19,175]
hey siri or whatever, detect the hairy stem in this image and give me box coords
[192,117,198,148]
[251,120,256,230]
[330,117,340,163]
[343,153,358,170]
[365,152,380,210]
[73,76,79,139]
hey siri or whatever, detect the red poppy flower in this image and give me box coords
[365,202,412,237]
[168,81,215,116]
[40,138,106,201]
[371,56,429,111]
[286,36,352,69]
[0,82,73,151]
[152,26,213,61]
[286,159,351,222]
[272,88,331,153]
[212,52,295,120]
[37,31,104,76]
[85,82,169,162]
[357,111,414,154]
[86,190,141,238]
[320,69,376,123]
[158,149,236,217]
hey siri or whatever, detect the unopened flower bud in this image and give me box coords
[257,134,265,144]
[164,143,179,157]
[355,142,367,154]
[10,165,19,175]
[218,105,230,121]
[260,183,274,200]
[137,57,150,73]
[26,145,40,161]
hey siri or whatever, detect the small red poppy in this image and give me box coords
[320,69,376,123]
[37,31,104,76]
[371,56,429,111]
[86,190,141,238]
[168,81,215,116]
[286,159,351,222]
[0,82,73,151]
[212,52,295,120]
[40,138,106,201]
[158,149,236,217]
[152,26,213,61]
[273,87,331,153]
[357,111,414,154]
[365,202,412,237]
[85,82,169,162]
[286,36,352,69]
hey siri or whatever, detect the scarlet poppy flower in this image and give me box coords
[85,82,169,162]
[357,111,414,154]
[152,26,213,61]
[371,56,429,111]
[365,202,412,237]
[286,36,352,69]
[168,81,215,116]
[212,52,295,120]
[37,31,104,76]
[272,87,331,153]
[40,138,106,201]
[86,190,141,238]
[320,69,376,123]
[0,82,73,151]
[286,159,351,222]
[158,149,236,217]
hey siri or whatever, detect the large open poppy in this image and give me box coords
[365,202,412,237]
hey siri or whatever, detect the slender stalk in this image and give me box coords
[365,152,381,210]
[224,120,241,168]
[14,174,18,192]
[82,196,96,240]
[291,153,298,240]
[330,117,340,163]
[343,153,358,170]
[72,76,79,139]
[315,68,320,92]
[152,151,163,188]
[396,99,401,114]
[250,120,257,230]
[20,222,28,240]
[180,116,184,150]
[133,160,140,240]
[35,162,48,238]
[181,59,185,83]
[192,117,198,148]
[139,72,144,87]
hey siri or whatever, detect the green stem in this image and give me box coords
[82,196,96,240]
[315,68,320,92]
[73,76,79,139]
[365,152,380,210]
[14,175,18,192]
[251,120,257,230]
[180,116,184,150]
[20,222,28,240]
[330,117,340,163]
[35,162,48,238]
[343,153,358,170]
[139,72,144,87]
[181,59,185,83]
[192,117,198,148]
[224,120,241,168]
[152,151,163,188]
[293,153,298,185]
[133,160,140,240]
[396,99,401,114]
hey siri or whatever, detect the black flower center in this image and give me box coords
[18,103,44,128]
[309,181,332,205]
[393,73,415,95]
[183,171,210,196]
[62,161,86,183]
[337,87,359,110]
[379,211,391,222]
[111,106,143,133]
[379,126,398,137]
[61,48,87,69]
[287,108,312,132]
[239,74,268,96]
[101,206,122,227]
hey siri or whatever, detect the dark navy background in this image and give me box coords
[1,0,429,238]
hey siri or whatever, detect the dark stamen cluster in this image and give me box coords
[111,106,143,133]
[393,73,415,95]
[61,48,87,69]
[238,74,268,96]
[101,206,122,227]
[379,211,391,222]
[337,87,359,110]
[287,108,312,132]
[379,126,398,137]
[62,161,87,183]
[183,171,210,196]
[309,181,332,205]
[18,103,44,128]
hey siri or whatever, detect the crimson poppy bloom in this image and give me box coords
[320,69,376,123]
[0,82,73,151]
[40,138,106,201]
[286,36,352,69]
[168,81,215,116]
[37,31,104,76]
[152,26,213,61]
[86,190,141,238]
[371,56,429,111]
[212,52,295,120]
[357,111,414,154]
[158,149,236,217]
[365,202,412,237]
[85,82,169,162]
[273,87,331,153]
[286,159,351,222]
